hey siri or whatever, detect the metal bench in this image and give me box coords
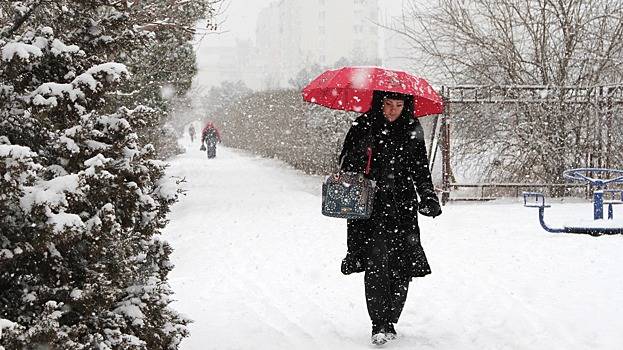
[523,168,623,236]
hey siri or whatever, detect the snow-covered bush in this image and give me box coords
[0,0,219,347]
[212,89,357,175]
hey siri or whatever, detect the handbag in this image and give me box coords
[322,137,376,219]
[322,171,376,219]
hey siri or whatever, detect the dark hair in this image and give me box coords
[368,90,414,119]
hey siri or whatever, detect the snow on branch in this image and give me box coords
[0,84,13,97]
[1,42,43,61]
[114,299,146,327]
[50,38,80,56]
[0,144,36,159]
[134,21,195,34]
[29,62,129,107]
[46,211,84,234]
[0,318,17,343]
[0,144,41,188]
[31,83,82,107]
[20,174,82,213]
[75,62,130,91]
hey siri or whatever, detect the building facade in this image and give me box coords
[255,0,381,89]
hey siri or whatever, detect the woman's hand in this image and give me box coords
[418,197,442,217]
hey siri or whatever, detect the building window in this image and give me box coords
[319,11,325,20]
[319,25,325,34]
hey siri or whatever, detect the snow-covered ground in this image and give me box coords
[163,140,623,350]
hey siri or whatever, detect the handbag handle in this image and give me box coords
[363,122,374,175]
[364,147,372,175]
[338,122,374,175]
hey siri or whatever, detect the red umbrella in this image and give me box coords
[301,66,444,117]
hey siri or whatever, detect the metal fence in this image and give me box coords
[432,84,623,204]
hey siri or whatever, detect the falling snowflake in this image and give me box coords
[350,68,372,89]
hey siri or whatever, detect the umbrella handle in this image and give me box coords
[365,147,372,175]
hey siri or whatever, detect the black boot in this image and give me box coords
[371,323,389,346]
[385,323,397,340]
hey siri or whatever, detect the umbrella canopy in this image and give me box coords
[301,66,444,117]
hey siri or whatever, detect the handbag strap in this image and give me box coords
[365,147,372,175]
[363,121,374,175]
[339,119,375,175]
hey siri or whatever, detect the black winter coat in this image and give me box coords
[339,111,437,278]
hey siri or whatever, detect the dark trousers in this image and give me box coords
[364,219,410,326]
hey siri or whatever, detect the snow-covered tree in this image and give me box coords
[389,0,623,186]
[200,80,253,119]
[1,0,218,159]
[0,1,220,348]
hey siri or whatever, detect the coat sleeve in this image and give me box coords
[409,122,437,201]
[339,119,363,172]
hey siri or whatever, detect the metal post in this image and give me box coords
[428,114,440,169]
[608,204,613,220]
[597,86,604,168]
[441,89,451,205]
[594,190,604,220]
[605,87,613,169]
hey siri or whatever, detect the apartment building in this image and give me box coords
[255,0,381,88]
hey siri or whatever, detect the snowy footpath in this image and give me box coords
[163,142,623,350]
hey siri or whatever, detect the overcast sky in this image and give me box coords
[197,0,405,48]
[192,0,412,90]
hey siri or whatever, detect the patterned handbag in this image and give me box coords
[322,171,376,219]
[322,144,376,219]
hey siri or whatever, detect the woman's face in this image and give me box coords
[382,98,405,122]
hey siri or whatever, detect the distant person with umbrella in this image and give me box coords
[303,67,443,345]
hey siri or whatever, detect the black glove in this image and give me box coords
[341,252,365,275]
[200,144,206,151]
[418,197,442,217]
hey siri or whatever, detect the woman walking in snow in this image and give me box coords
[339,90,442,345]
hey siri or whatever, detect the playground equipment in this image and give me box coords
[523,168,623,236]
